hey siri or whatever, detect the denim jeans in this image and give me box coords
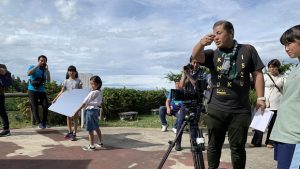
[0,94,9,130]
[175,105,201,146]
[28,90,49,125]
[159,106,178,128]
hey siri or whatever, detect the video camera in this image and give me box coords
[183,63,193,71]
[170,78,207,104]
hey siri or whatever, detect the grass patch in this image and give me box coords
[100,114,177,128]
[4,111,177,129]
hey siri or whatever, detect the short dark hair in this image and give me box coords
[267,59,281,68]
[38,55,47,62]
[90,75,102,90]
[213,20,234,37]
[280,25,300,45]
[66,65,78,79]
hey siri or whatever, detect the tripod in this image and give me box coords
[157,105,206,169]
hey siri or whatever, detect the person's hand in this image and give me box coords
[256,100,266,112]
[45,63,48,70]
[200,33,215,46]
[166,108,171,115]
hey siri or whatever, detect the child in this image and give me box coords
[74,75,103,151]
[53,65,82,141]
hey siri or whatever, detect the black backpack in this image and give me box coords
[0,64,12,88]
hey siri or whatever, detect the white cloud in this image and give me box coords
[55,0,77,20]
[3,35,22,45]
[0,0,300,89]
[35,17,52,25]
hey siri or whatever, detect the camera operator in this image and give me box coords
[27,55,51,129]
[192,20,265,169]
[175,56,207,151]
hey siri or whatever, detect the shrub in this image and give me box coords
[102,87,165,119]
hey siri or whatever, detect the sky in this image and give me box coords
[0,0,299,90]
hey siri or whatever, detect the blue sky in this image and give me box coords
[0,0,299,89]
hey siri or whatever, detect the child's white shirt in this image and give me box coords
[83,90,103,110]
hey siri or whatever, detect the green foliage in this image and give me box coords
[102,87,165,119]
[100,114,166,128]
[249,89,257,107]
[280,62,293,74]
[164,72,182,82]
[5,75,28,93]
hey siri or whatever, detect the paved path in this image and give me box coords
[0,127,276,169]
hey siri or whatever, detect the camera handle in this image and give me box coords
[157,111,205,169]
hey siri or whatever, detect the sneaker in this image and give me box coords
[248,143,261,148]
[82,145,96,151]
[69,133,77,141]
[38,123,44,129]
[172,128,177,134]
[64,132,73,139]
[161,124,168,132]
[175,143,182,151]
[95,142,103,148]
[0,130,11,137]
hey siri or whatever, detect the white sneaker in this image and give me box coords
[82,145,96,151]
[95,142,103,148]
[172,128,177,134]
[161,124,168,132]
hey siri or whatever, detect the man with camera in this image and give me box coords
[174,56,207,151]
[192,20,265,169]
[27,55,51,129]
[0,64,12,137]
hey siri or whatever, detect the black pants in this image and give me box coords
[28,90,49,125]
[251,110,277,146]
[206,107,251,169]
[0,94,9,130]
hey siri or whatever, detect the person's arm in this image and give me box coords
[52,86,65,103]
[45,64,50,82]
[74,103,86,115]
[46,70,50,82]
[185,71,197,87]
[179,70,187,89]
[192,33,215,63]
[165,98,171,115]
[252,70,266,110]
[27,65,40,76]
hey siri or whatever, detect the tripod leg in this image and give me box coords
[157,121,188,169]
[189,117,205,169]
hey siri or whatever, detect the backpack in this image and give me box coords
[0,71,12,88]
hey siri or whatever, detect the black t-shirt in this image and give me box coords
[202,44,264,113]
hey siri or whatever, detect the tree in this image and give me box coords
[280,62,294,74]
[164,72,182,83]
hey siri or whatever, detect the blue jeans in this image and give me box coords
[176,105,201,145]
[159,106,178,128]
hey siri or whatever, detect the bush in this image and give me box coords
[102,87,165,119]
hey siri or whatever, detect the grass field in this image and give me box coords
[3,111,179,129]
